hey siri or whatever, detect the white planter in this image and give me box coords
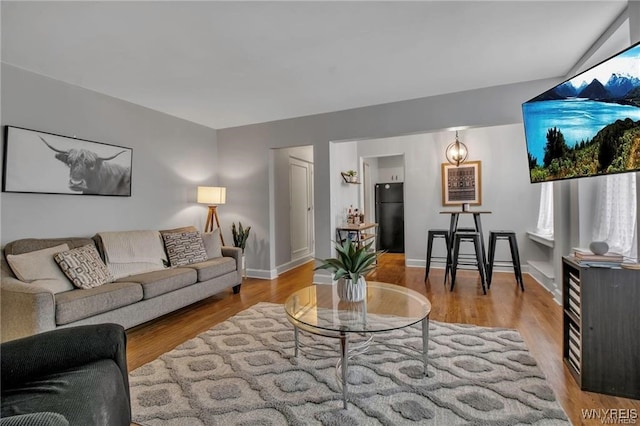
[241,253,247,278]
[337,277,367,302]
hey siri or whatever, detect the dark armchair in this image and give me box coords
[1,323,131,426]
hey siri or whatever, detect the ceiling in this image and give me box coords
[1,1,630,130]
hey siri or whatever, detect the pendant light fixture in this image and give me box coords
[445,131,468,166]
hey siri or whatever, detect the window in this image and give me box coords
[592,173,637,259]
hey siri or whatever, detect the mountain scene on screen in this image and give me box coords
[523,44,640,182]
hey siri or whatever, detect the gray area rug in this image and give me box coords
[130,302,570,425]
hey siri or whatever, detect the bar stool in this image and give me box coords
[451,231,487,294]
[487,230,524,291]
[424,229,450,281]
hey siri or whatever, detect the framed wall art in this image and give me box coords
[3,126,132,197]
[441,160,482,206]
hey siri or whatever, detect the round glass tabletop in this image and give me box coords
[284,281,431,334]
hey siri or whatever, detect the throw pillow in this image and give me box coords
[54,245,115,289]
[6,244,75,294]
[202,229,223,259]
[162,231,208,266]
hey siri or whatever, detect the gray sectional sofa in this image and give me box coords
[1,229,242,342]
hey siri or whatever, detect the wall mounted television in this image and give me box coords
[522,42,640,183]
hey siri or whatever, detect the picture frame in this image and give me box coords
[441,161,482,206]
[3,126,132,197]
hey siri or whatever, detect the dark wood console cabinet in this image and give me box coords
[562,256,639,399]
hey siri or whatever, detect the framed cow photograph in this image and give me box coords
[3,126,132,196]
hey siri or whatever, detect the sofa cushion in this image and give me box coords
[96,230,167,279]
[162,231,208,266]
[0,359,129,426]
[116,268,197,299]
[54,282,142,325]
[54,245,115,289]
[5,244,74,294]
[182,257,236,282]
[202,229,223,259]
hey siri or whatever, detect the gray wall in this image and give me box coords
[1,64,219,245]
[217,77,560,276]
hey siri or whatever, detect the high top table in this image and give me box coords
[284,282,432,409]
[440,210,492,283]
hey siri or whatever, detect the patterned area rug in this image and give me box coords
[130,302,569,425]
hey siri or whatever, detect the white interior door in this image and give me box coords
[290,157,314,260]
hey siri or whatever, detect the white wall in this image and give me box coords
[330,141,359,230]
[352,125,548,267]
[1,64,219,245]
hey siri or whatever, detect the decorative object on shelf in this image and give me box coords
[589,241,609,255]
[445,131,468,166]
[232,222,251,278]
[441,160,482,206]
[197,186,226,244]
[3,126,132,196]
[314,238,383,301]
[341,170,359,183]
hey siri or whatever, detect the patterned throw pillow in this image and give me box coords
[162,231,209,266]
[54,244,115,289]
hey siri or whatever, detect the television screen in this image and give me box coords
[522,42,640,183]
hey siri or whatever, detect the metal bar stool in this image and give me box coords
[451,231,487,294]
[487,230,524,291]
[424,229,450,281]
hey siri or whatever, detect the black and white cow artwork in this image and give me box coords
[40,136,131,196]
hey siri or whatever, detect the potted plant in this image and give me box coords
[345,170,358,183]
[314,238,383,301]
[232,222,251,278]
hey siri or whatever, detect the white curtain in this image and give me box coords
[592,173,637,259]
[535,181,554,236]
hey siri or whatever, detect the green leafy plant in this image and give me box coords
[231,222,251,252]
[345,170,357,177]
[314,238,383,282]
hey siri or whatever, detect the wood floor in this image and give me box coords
[127,254,639,425]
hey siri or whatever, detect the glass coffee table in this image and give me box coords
[284,281,432,409]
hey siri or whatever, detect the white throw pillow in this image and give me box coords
[202,229,223,259]
[6,244,74,294]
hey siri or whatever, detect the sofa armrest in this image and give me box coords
[0,412,69,426]
[1,278,56,342]
[221,246,242,274]
[1,324,130,403]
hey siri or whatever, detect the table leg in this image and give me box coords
[473,213,488,277]
[445,213,459,285]
[422,316,429,377]
[340,332,349,409]
[294,326,299,357]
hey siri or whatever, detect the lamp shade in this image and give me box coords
[197,186,226,205]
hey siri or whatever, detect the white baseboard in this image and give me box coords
[246,268,277,280]
[277,256,314,275]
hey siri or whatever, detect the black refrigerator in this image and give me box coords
[375,183,404,253]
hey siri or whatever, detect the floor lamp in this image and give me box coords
[197,186,226,245]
